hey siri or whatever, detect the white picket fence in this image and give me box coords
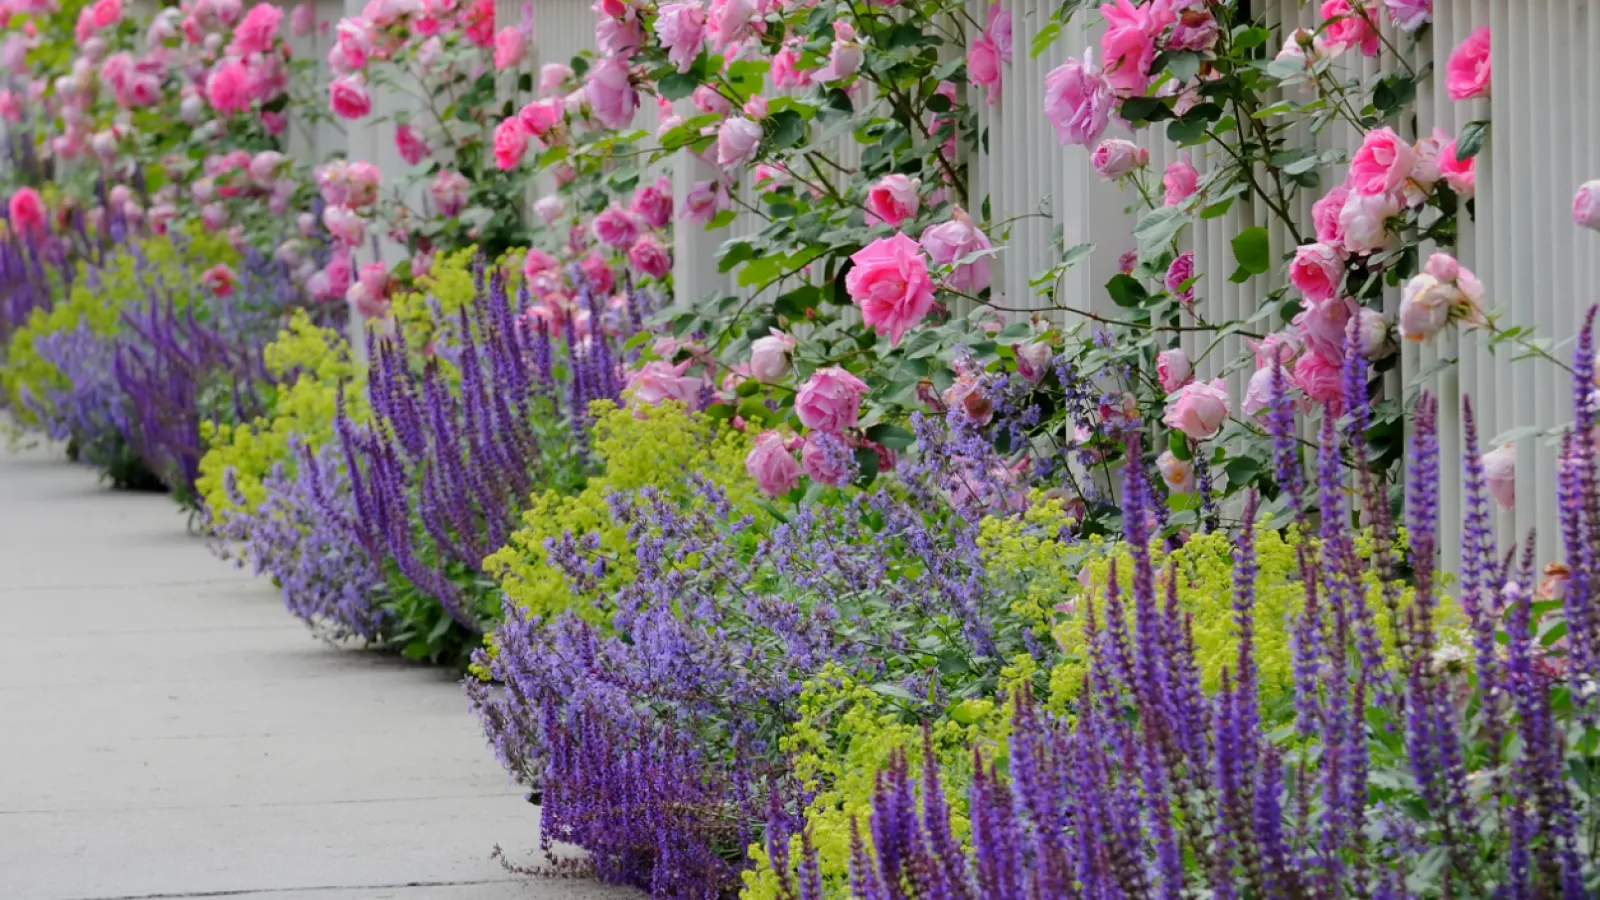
[307,0,1600,572]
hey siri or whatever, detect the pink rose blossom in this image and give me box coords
[1482,443,1514,510]
[1166,251,1196,304]
[1043,52,1113,147]
[1384,0,1431,31]
[430,170,469,218]
[819,23,863,82]
[290,1,315,36]
[743,95,768,120]
[207,58,253,114]
[1313,185,1350,244]
[1357,308,1393,360]
[1438,140,1476,197]
[493,117,529,170]
[1241,366,1275,416]
[692,84,732,114]
[987,1,1013,58]
[655,2,706,73]
[1446,27,1490,101]
[517,98,564,142]
[919,208,992,293]
[539,62,574,95]
[1162,154,1199,206]
[706,0,755,53]
[345,161,381,206]
[1157,450,1195,493]
[90,0,121,29]
[200,202,228,231]
[332,18,371,72]
[1398,253,1485,341]
[522,248,558,278]
[715,116,762,168]
[1318,0,1379,57]
[1293,295,1356,364]
[1349,127,1417,196]
[533,195,565,225]
[1292,350,1344,410]
[229,3,281,56]
[395,124,429,165]
[585,56,639,128]
[801,434,854,487]
[1337,189,1400,254]
[1288,242,1347,302]
[1156,348,1192,393]
[346,262,391,318]
[1250,329,1303,368]
[1091,139,1148,180]
[493,26,525,70]
[7,187,45,234]
[626,359,704,406]
[1572,180,1600,232]
[580,253,615,294]
[247,150,285,188]
[595,8,643,54]
[630,177,674,229]
[1099,0,1163,96]
[322,205,366,246]
[746,430,802,497]
[593,205,640,248]
[1163,377,1230,440]
[201,263,237,297]
[866,174,921,228]
[771,42,810,88]
[1168,8,1219,52]
[683,180,730,224]
[749,329,796,382]
[1015,340,1053,383]
[795,366,869,434]
[846,234,936,347]
[328,73,372,119]
[968,33,1001,103]
[943,373,994,426]
[628,235,671,278]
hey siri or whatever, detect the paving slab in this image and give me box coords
[0,433,637,900]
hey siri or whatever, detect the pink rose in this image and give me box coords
[943,373,994,426]
[968,32,1001,104]
[655,1,706,73]
[1438,140,1476,197]
[229,3,281,56]
[1157,450,1195,493]
[801,433,853,487]
[1313,184,1350,244]
[742,95,769,121]
[1168,8,1218,52]
[493,26,525,70]
[1357,308,1393,360]
[715,116,762,168]
[1250,329,1303,368]
[1482,443,1514,510]
[1241,366,1275,417]
[1337,189,1400,254]
[200,203,228,231]
[986,1,1013,59]
[586,55,638,128]
[1398,252,1484,341]
[746,430,802,497]
[683,180,730,224]
[322,205,366,246]
[771,42,810,88]
[628,235,671,278]
[1091,139,1148,180]
[693,84,732,115]
[1166,251,1196,304]
[593,206,640,248]
[1292,351,1344,410]
[493,117,529,170]
[328,73,372,119]
[580,253,616,294]
[1446,27,1490,101]
[795,366,869,434]
[1573,180,1600,232]
[523,248,559,278]
[90,0,121,29]
[1349,127,1417,196]
[630,177,674,229]
[206,58,253,114]
[1318,0,1378,57]
[1288,242,1347,302]
[1293,295,1356,364]
[347,262,391,318]
[534,195,565,225]
[540,63,574,95]
[290,1,315,36]
[1015,340,1053,383]
[247,150,285,188]
[201,263,237,297]
[345,161,381,207]
[7,187,45,234]
[430,170,469,218]
[626,359,705,407]
[1162,154,1199,206]
[1384,0,1431,31]
[845,234,936,347]
[1163,377,1230,440]
[395,124,429,165]
[1099,0,1162,96]
[819,27,863,82]
[706,0,755,52]
[866,174,921,228]
[749,329,796,383]
[1156,348,1192,393]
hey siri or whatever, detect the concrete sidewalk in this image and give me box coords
[0,436,633,900]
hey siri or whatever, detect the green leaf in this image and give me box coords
[1166,118,1207,146]
[1161,51,1202,85]
[1134,206,1188,249]
[1060,242,1095,268]
[1106,273,1150,308]
[853,446,880,487]
[1030,22,1061,58]
[865,423,915,450]
[1168,431,1193,461]
[1456,120,1490,160]
[657,71,701,101]
[1229,226,1270,283]
[767,110,808,149]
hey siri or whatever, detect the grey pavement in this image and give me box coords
[0,433,635,900]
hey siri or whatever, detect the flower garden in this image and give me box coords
[3,0,1600,895]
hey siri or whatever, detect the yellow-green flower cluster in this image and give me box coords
[487,400,756,620]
